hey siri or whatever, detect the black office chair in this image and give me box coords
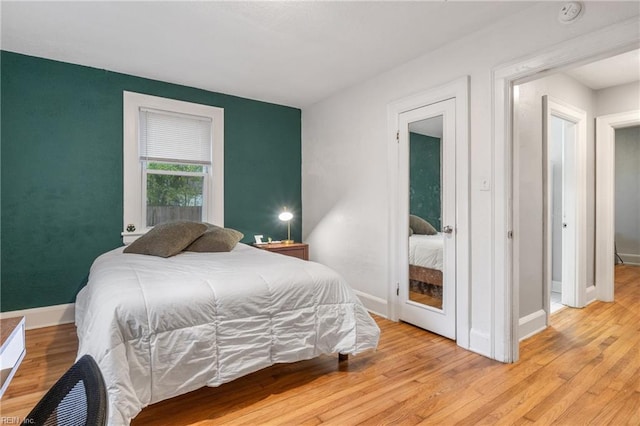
[22,355,107,426]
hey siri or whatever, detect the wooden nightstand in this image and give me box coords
[254,242,309,260]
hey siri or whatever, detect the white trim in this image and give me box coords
[595,109,640,302]
[0,303,75,330]
[353,290,388,319]
[518,309,547,341]
[493,17,640,363]
[123,91,224,241]
[619,253,640,265]
[387,76,470,349]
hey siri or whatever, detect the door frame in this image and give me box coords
[492,17,640,362]
[542,96,588,314]
[387,76,470,348]
[595,110,640,301]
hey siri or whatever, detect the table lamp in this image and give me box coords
[278,207,294,244]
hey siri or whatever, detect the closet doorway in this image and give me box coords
[387,76,470,349]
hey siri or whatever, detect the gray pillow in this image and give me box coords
[409,214,437,235]
[124,221,208,258]
[185,224,244,252]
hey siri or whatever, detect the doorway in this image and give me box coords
[493,18,639,362]
[387,76,470,349]
[595,112,640,300]
[543,96,588,313]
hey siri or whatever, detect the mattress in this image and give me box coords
[75,243,380,425]
[409,233,444,271]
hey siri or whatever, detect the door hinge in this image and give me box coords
[508,230,513,239]
[396,283,400,296]
[396,131,399,142]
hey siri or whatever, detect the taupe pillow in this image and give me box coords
[409,215,438,235]
[185,224,244,252]
[124,221,208,258]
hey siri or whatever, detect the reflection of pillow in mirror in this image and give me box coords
[409,215,437,235]
[124,221,208,257]
[185,223,244,252]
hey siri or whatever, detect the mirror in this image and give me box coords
[408,115,444,310]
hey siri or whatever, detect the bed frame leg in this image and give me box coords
[338,353,348,362]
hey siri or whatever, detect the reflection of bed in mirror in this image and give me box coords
[408,121,443,310]
[409,233,443,308]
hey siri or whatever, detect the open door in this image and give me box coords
[398,98,456,339]
[543,96,587,310]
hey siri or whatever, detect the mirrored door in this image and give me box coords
[398,98,456,339]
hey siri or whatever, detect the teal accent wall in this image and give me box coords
[1,51,301,311]
[409,132,441,230]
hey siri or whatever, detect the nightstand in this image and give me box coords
[254,242,309,260]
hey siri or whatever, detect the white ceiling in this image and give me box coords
[565,49,640,90]
[1,1,534,108]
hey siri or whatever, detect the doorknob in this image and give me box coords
[443,225,454,234]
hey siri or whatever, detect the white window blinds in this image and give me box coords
[139,108,212,165]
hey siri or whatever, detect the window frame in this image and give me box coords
[123,91,224,243]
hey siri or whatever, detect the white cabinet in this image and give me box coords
[0,316,26,398]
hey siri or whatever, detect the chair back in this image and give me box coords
[23,354,107,426]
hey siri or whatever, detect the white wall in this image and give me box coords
[596,81,640,116]
[615,126,640,264]
[302,2,639,358]
[514,73,596,317]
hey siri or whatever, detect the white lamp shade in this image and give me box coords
[278,211,293,221]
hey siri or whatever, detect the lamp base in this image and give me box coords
[282,240,294,245]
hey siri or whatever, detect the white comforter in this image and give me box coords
[409,233,444,271]
[75,244,380,425]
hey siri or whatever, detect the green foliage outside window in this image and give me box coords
[147,162,204,207]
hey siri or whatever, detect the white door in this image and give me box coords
[398,98,456,339]
[543,96,587,310]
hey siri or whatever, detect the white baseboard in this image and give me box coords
[551,280,562,293]
[619,253,640,266]
[353,290,388,318]
[519,309,547,341]
[0,303,75,330]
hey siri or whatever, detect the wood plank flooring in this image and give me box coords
[1,265,638,424]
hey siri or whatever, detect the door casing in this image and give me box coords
[595,110,640,300]
[387,76,470,349]
[492,17,639,362]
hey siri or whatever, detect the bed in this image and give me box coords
[75,243,380,425]
[408,233,443,306]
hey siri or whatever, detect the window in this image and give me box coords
[123,92,223,242]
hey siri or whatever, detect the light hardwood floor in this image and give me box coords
[1,265,638,424]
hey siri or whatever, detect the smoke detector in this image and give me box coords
[558,2,584,24]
